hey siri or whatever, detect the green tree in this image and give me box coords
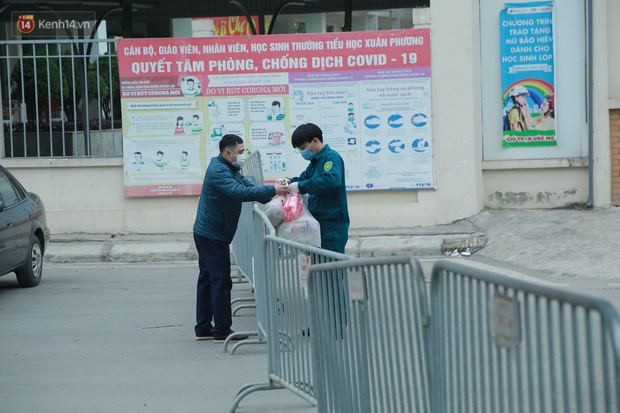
[10,47,114,125]
[10,48,71,121]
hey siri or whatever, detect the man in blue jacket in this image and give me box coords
[280,123,350,253]
[193,134,288,342]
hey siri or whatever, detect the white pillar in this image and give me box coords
[191,18,214,37]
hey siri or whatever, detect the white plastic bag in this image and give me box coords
[262,196,285,227]
[277,202,321,248]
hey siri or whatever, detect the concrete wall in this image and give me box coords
[608,0,620,102]
[593,0,612,207]
[4,158,199,234]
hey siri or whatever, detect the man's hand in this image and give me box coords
[276,178,291,185]
[274,184,289,197]
[287,182,299,194]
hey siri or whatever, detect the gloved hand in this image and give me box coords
[274,184,289,197]
[276,178,291,185]
[287,182,299,194]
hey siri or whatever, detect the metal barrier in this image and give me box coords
[0,39,120,158]
[229,225,353,412]
[226,203,275,354]
[307,256,431,413]
[225,151,268,351]
[231,150,265,286]
[430,260,620,413]
[241,149,265,187]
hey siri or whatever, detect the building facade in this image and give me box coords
[1,0,618,233]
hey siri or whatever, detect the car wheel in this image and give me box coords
[15,236,43,287]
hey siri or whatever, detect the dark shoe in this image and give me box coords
[213,330,249,343]
[195,331,214,340]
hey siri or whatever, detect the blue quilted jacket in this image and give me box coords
[193,154,275,243]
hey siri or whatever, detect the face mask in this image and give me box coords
[231,152,245,168]
[300,141,315,161]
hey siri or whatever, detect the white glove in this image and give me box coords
[287,182,299,194]
[276,178,291,185]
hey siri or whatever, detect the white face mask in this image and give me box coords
[231,152,245,168]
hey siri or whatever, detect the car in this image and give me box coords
[0,165,50,287]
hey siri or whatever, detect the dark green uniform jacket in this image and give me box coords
[193,154,274,243]
[290,144,350,244]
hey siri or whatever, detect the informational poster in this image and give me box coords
[500,2,556,147]
[118,29,433,197]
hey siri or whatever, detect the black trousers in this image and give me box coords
[194,234,233,336]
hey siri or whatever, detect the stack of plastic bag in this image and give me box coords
[263,193,321,248]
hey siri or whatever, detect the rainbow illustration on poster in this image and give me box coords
[501,77,556,147]
[501,78,554,110]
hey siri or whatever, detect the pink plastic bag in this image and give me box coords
[277,201,321,248]
[282,193,303,222]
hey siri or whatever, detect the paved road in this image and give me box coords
[2,254,619,413]
[0,262,316,413]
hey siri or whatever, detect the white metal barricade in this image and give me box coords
[307,256,431,413]
[430,260,620,413]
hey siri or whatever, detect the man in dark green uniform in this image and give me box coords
[280,123,350,253]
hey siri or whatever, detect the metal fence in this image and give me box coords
[230,150,264,287]
[227,203,275,354]
[230,218,353,412]
[430,260,620,413]
[241,149,265,186]
[308,256,431,413]
[0,39,120,158]
[226,151,268,351]
[229,243,620,412]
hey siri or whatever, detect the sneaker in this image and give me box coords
[213,331,249,343]
[461,248,471,257]
[195,332,214,340]
[450,249,460,257]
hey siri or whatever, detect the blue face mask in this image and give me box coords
[300,142,315,161]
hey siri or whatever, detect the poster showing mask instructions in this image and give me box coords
[118,28,433,197]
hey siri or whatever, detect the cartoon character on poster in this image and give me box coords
[207,100,221,119]
[267,100,285,121]
[154,150,168,168]
[191,114,203,134]
[502,81,555,132]
[133,151,144,165]
[179,151,190,168]
[181,76,201,97]
[174,116,185,135]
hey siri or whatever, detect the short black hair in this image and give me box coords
[291,123,323,148]
[182,151,188,155]
[219,134,244,153]
[193,114,199,119]
[157,151,164,155]
[272,101,280,107]
[134,151,141,155]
